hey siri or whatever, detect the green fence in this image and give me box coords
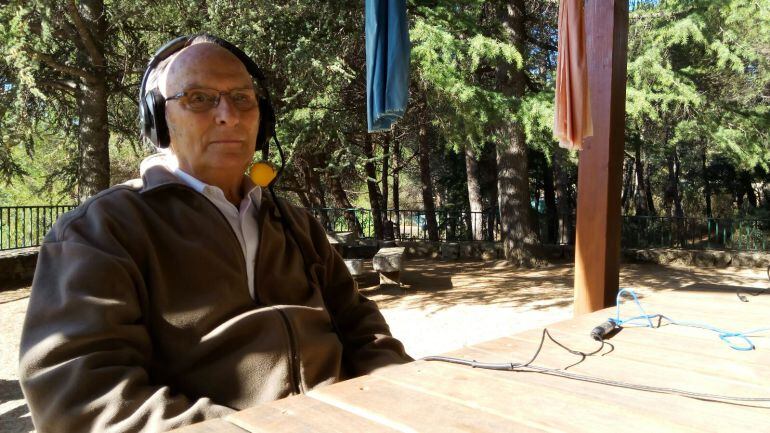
[0,205,76,251]
[313,208,770,252]
[308,207,501,242]
[4,204,770,253]
[620,215,770,251]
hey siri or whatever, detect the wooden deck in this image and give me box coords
[174,288,770,432]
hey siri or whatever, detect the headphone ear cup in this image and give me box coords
[143,90,168,147]
[150,91,169,148]
[141,91,156,145]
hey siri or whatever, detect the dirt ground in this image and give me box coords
[2,259,768,433]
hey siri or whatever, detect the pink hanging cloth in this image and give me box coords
[553,0,593,150]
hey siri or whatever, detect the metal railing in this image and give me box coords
[0,205,76,251]
[312,207,770,252]
[621,216,770,251]
[309,207,504,242]
[5,203,770,253]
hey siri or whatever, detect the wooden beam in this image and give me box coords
[573,0,629,315]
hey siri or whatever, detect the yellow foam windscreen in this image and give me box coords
[249,161,277,187]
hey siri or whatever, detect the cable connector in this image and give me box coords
[590,320,617,341]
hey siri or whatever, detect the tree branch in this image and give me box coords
[28,50,96,82]
[65,0,105,68]
[39,79,78,93]
[278,186,312,195]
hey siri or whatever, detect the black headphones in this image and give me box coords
[139,34,276,158]
[139,35,342,342]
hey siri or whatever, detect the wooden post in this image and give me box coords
[573,0,629,315]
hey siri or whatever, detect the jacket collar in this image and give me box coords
[137,153,280,217]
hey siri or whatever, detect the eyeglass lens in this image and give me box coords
[184,89,258,112]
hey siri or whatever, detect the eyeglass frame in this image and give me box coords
[165,86,264,112]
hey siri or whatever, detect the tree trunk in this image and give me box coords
[645,164,656,216]
[702,149,712,218]
[484,141,500,242]
[672,147,684,218]
[305,155,330,230]
[495,0,535,264]
[736,170,757,211]
[363,133,384,239]
[621,155,635,215]
[392,137,401,239]
[633,140,650,216]
[543,153,558,244]
[553,146,573,245]
[664,147,684,218]
[381,134,393,240]
[464,144,484,241]
[418,123,439,241]
[328,174,362,236]
[748,182,758,208]
[78,0,110,199]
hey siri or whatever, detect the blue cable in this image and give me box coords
[612,288,770,351]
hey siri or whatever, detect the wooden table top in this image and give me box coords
[173,288,770,432]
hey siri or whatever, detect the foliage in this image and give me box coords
[0,0,767,227]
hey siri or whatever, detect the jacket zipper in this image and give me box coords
[152,184,301,393]
[254,201,303,394]
[275,308,303,394]
[201,188,303,394]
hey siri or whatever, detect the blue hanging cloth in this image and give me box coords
[365,0,410,132]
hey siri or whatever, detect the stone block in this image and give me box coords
[440,243,460,260]
[335,231,358,246]
[459,242,477,259]
[373,247,405,273]
[344,259,364,277]
[714,252,732,267]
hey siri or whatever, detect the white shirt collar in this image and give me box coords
[139,151,262,208]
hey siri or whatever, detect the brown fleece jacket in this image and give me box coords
[18,165,411,433]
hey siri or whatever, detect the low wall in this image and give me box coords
[2,243,769,290]
[622,248,770,268]
[395,240,770,268]
[396,241,568,261]
[0,247,39,287]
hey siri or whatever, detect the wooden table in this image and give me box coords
[174,288,770,432]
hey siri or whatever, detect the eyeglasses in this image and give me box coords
[166,87,260,112]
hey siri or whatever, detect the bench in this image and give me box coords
[372,246,405,288]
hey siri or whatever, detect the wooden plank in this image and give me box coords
[573,0,630,314]
[459,333,769,401]
[307,375,548,433]
[504,330,770,386]
[633,286,770,308]
[568,301,770,352]
[168,418,248,433]
[373,360,703,433]
[226,394,397,433]
[540,312,770,368]
[427,346,767,433]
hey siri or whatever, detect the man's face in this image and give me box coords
[163,43,260,178]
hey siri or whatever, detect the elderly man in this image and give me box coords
[19,35,411,433]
